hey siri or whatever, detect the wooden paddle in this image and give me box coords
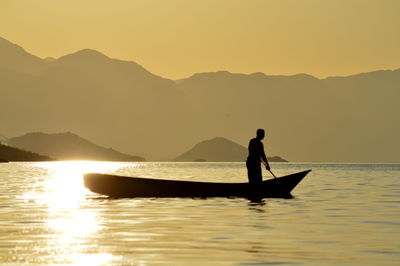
[269,170,277,179]
[262,161,277,179]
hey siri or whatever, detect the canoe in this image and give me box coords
[84,170,311,199]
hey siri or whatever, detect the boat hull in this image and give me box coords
[84,170,311,199]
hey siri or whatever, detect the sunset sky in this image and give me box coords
[1,0,399,79]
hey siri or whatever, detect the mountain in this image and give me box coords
[174,137,287,162]
[0,37,193,160]
[6,132,145,161]
[176,69,400,162]
[46,48,175,91]
[0,143,53,162]
[0,36,47,75]
[0,36,399,162]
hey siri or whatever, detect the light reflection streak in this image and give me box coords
[24,161,128,265]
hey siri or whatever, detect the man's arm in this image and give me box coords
[260,143,270,170]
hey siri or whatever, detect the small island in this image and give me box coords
[6,132,145,161]
[174,137,288,162]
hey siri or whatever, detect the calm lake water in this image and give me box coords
[0,162,399,265]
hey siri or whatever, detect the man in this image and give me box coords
[246,129,271,183]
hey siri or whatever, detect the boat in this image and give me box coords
[84,170,311,199]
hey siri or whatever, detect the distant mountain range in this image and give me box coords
[6,132,145,161]
[174,137,287,162]
[0,36,399,162]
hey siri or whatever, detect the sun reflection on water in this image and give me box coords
[25,161,127,265]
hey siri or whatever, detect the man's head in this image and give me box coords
[256,128,265,140]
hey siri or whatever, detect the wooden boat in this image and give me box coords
[84,170,311,199]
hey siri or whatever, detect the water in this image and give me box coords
[0,162,399,265]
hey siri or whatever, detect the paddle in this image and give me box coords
[262,161,277,179]
[269,169,277,179]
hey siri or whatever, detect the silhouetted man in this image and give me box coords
[246,129,270,183]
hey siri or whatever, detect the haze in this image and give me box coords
[1,0,399,79]
[0,1,399,163]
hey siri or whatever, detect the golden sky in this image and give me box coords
[1,0,399,79]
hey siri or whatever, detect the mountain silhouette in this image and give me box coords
[7,132,145,161]
[174,137,287,162]
[176,69,400,162]
[0,36,399,162]
[0,37,192,160]
[0,36,47,75]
